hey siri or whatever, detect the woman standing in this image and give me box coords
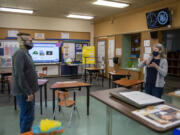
[138,43,168,98]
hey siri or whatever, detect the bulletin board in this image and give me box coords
[62,43,75,60]
[0,40,19,67]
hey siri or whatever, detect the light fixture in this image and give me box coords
[0,7,33,14]
[67,14,94,20]
[93,0,129,8]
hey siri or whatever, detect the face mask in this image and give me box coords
[24,41,33,50]
[152,51,159,57]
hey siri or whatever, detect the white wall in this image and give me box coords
[0,13,94,45]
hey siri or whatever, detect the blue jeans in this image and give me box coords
[16,95,35,133]
[145,83,163,98]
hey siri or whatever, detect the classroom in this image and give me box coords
[0,0,180,135]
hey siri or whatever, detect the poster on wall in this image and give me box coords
[0,40,19,67]
[35,33,45,39]
[8,30,18,37]
[109,59,114,67]
[98,41,105,65]
[145,47,151,54]
[61,32,70,39]
[63,43,75,60]
[82,46,95,64]
[108,39,115,58]
[116,48,122,56]
[144,40,150,47]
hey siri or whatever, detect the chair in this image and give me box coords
[53,90,80,127]
[39,66,48,78]
[1,75,11,95]
[88,67,100,85]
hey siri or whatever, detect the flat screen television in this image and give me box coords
[146,8,171,29]
[29,43,59,63]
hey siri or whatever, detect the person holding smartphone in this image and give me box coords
[138,43,168,98]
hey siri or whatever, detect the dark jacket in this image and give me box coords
[12,48,39,96]
[138,56,168,87]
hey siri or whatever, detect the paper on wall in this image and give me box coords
[108,39,115,58]
[8,30,18,37]
[109,59,114,67]
[145,47,151,54]
[144,40,150,47]
[143,53,150,60]
[98,41,105,63]
[63,43,75,59]
[35,33,45,39]
[61,32,69,39]
[116,48,122,56]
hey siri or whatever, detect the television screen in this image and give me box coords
[146,8,171,29]
[29,43,59,63]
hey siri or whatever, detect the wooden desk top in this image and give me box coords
[50,81,91,89]
[108,72,130,76]
[38,79,48,86]
[0,70,12,74]
[113,79,144,87]
[90,88,180,133]
[85,67,104,71]
[168,92,180,98]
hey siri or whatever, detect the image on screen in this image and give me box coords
[29,43,59,63]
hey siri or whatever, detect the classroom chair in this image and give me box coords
[39,66,48,78]
[1,75,11,95]
[53,90,80,127]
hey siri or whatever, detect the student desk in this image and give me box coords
[66,63,80,79]
[91,88,179,135]
[0,70,12,93]
[113,79,144,91]
[50,81,91,119]
[168,92,180,98]
[38,79,48,115]
[108,72,131,88]
[85,67,104,87]
[13,79,48,115]
[167,91,180,108]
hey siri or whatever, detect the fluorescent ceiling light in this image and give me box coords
[93,0,129,8]
[67,14,94,20]
[0,7,33,14]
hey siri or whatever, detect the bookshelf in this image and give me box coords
[129,33,141,67]
[167,52,180,77]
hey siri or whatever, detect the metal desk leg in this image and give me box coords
[102,70,104,87]
[87,86,90,116]
[52,89,56,120]
[44,83,47,107]
[85,69,87,82]
[106,106,112,135]
[40,86,43,115]
[90,73,93,84]
[73,91,76,110]
[14,96,17,110]
[109,74,111,88]
[140,83,144,92]
[1,75,4,93]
